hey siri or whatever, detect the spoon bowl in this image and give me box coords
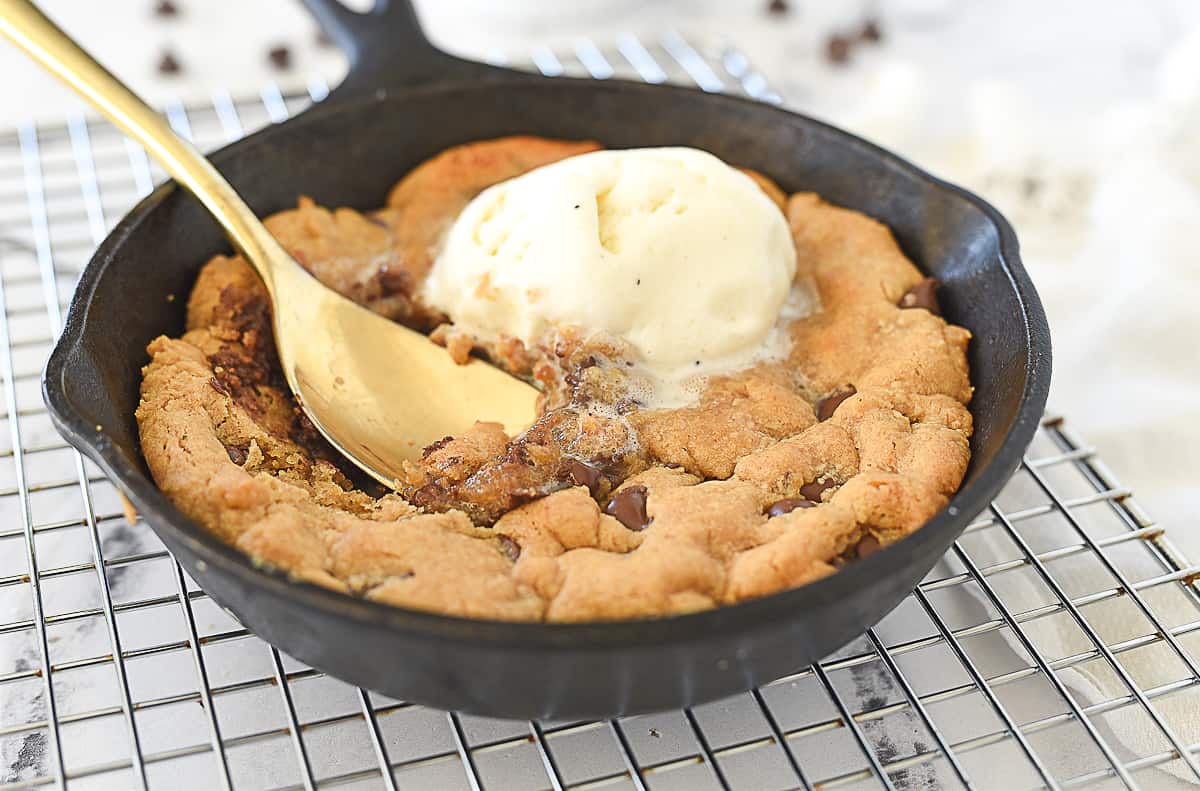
[273,261,537,483]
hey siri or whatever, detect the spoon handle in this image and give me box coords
[0,0,289,291]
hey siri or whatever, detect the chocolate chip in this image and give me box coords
[156,50,181,75]
[899,277,941,315]
[508,489,539,509]
[816,386,856,421]
[615,398,641,415]
[267,45,292,71]
[767,0,789,14]
[798,478,837,502]
[153,0,179,17]
[315,28,333,48]
[831,532,883,569]
[568,459,604,493]
[826,34,853,65]
[225,444,248,465]
[605,485,651,531]
[860,18,882,42]
[856,534,882,558]
[767,497,816,517]
[376,265,410,296]
[209,376,231,396]
[421,435,454,458]
[498,535,521,562]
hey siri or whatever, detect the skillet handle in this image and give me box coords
[300,0,535,103]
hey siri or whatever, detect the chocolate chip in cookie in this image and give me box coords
[816,386,856,421]
[766,497,816,517]
[498,535,521,562]
[798,477,837,502]
[567,459,605,494]
[831,533,883,568]
[900,277,941,315]
[856,533,882,558]
[421,435,455,459]
[376,264,411,297]
[225,444,249,466]
[605,485,651,531]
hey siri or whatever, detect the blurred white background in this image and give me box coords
[0,0,1196,544]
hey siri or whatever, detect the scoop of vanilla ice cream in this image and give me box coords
[422,147,798,385]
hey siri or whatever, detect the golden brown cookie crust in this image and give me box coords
[136,136,972,622]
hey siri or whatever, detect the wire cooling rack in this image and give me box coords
[1,31,1199,791]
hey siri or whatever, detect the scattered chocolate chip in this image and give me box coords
[498,535,521,562]
[825,34,852,65]
[798,478,837,502]
[816,386,856,421]
[568,459,604,493]
[856,534,882,558]
[315,28,333,48]
[209,376,230,397]
[421,435,454,458]
[899,277,941,315]
[767,0,789,14]
[267,45,292,71]
[767,497,816,517]
[153,0,179,17]
[156,50,181,75]
[225,444,248,465]
[605,485,651,531]
[860,18,882,42]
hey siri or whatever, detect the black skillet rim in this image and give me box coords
[43,76,1051,650]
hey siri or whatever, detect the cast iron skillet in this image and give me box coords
[43,0,1050,719]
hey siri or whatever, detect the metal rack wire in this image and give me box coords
[0,32,1198,791]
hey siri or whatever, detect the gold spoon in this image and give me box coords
[0,0,538,486]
